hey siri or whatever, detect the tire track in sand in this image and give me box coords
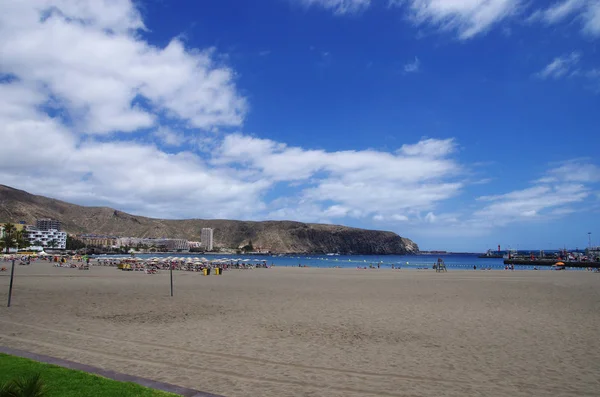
[0,333,426,397]
[0,319,473,386]
[1,320,595,396]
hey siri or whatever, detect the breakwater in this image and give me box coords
[504,259,600,268]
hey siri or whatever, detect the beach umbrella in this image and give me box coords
[554,262,565,266]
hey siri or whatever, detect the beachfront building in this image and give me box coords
[188,241,202,249]
[116,237,189,252]
[163,239,189,251]
[26,226,67,250]
[78,234,118,248]
[36,218,61,231]
[201,228,214,251]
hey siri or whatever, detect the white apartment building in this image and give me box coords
[26,227,67,250]
[36,218,62,231]
[188,241,202,249]
[201,228,214,251]
[116,237,189,252]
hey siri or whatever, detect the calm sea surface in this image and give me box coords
[95,253,585,270]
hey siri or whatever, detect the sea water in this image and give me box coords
[95,253,585,271]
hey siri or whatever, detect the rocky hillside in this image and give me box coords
[0,185,419,254]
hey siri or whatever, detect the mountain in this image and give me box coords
[0,185,419,254]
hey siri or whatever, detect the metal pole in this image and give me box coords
[170,264,173,297]
[7,259,15,307]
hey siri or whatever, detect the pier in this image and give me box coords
[504,259,600,268]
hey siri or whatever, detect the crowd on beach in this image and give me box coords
[95,256,270,274]
[0,253,271,274]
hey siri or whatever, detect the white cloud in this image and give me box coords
[0,0,246,135]
[473,184,589,226]
[470,160,599,228]
[424,212,436,223]
[582,2,600,36]
[398,137,455,157]
[216,134,463,222]
[405,159,600,236]
[0,82,268,219]
[529,0,585,24]
[153,127,186,147]
[537,160,600,183]
[535,51,581,79]
[403,56,421,73]
[298,0,371,14]
[3,0,596,240]
[529,0,600,37]
[0,1,258,219]
[0,0,466,226]
[391,0,521,39]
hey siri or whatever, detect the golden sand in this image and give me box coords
[1,263,599,396]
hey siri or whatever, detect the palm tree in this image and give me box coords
[47,239,58,249]
[1,223,28,254]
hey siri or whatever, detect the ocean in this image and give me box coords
[93,252,585,270]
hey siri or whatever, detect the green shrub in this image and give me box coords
[0,373,47,397]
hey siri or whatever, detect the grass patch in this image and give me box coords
[0,354,178,397]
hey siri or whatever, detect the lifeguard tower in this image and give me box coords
[435,258,447,272]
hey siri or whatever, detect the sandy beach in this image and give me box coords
[0,262,599,396]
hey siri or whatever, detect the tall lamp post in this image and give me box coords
[170,262,174,297]
[588,232,592,249]
[7,243,18,307]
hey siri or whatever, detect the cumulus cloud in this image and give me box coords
[3,0,595,239]
[216,134,463,222]
[0,0,255,219]
[391,0,521,39]
[0,82,268,219]
[0,0,246,135]
[535,51,581,79]
[0,1,467,224]
[297,0,371,14]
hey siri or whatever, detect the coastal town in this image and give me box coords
[0,218,217,254]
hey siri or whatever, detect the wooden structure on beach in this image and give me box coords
[435,258,447,272]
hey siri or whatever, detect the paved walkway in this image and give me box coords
[0,346,223,397]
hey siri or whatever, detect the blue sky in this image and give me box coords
[0,0,599,251]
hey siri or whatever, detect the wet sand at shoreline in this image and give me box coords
[1,263,599,396]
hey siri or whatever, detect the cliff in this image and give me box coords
[0,185,419,254]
